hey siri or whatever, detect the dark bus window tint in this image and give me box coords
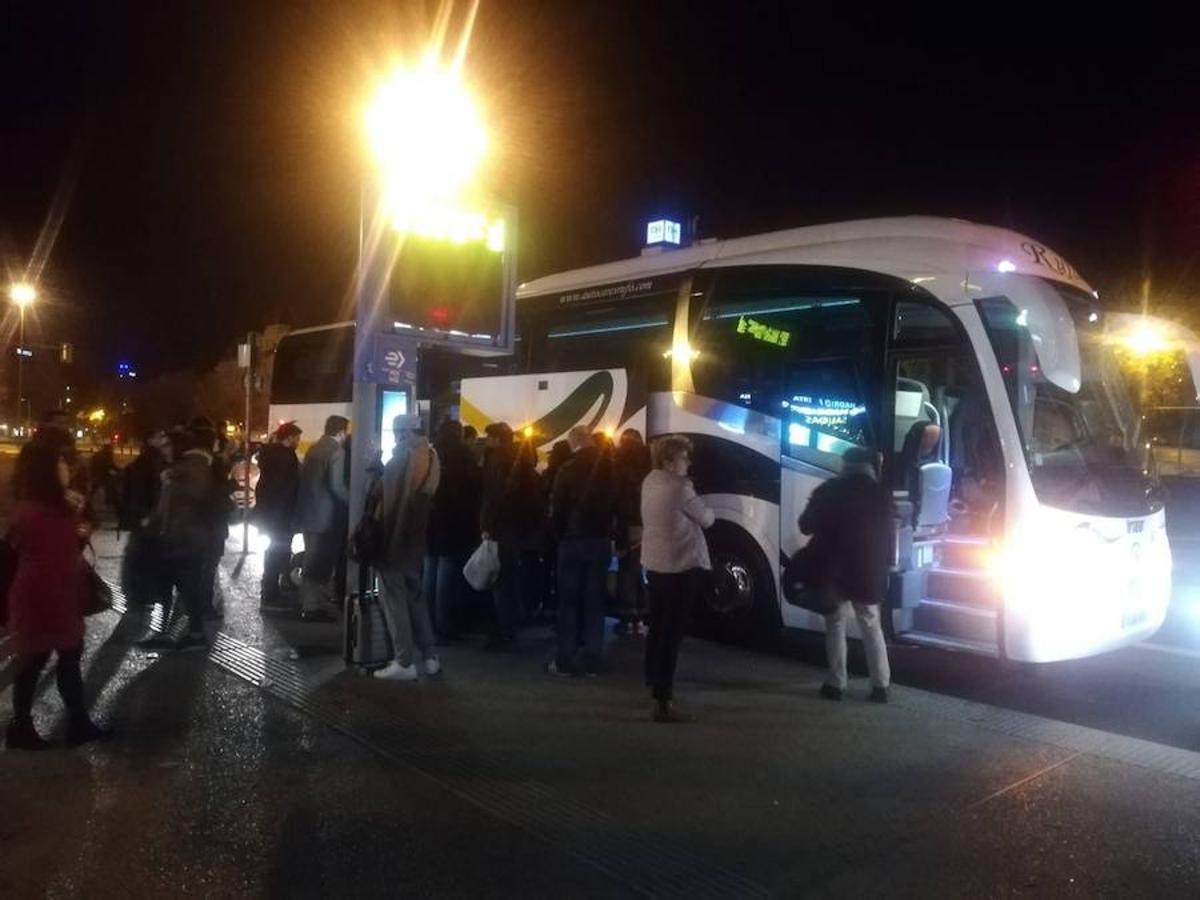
[530,292,676,391]
[893,301,959,344]
[271,328,354,405]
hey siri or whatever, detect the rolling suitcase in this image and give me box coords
[344,563,393,673]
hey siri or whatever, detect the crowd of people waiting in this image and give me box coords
[249,413,713,721]
[3,403,894,749]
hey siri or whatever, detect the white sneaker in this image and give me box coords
[424,656,442,677]
[375,660,418,681]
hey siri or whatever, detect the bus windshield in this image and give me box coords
[977,283,1158,517]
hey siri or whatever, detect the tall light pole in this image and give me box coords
[9,282,37,432]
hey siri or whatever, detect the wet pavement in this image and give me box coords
[3,526,1200,896]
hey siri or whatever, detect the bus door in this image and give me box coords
[885,301,1003,653]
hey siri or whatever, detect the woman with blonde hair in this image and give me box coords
[639,435,715,722]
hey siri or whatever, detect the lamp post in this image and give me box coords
[346,59,492,593]
[9,282,37,432]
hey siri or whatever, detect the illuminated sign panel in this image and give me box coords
[385,205,512,343]
[646,219,681,246]
[736,315,791,347]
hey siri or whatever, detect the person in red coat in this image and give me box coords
[5,443,105,750]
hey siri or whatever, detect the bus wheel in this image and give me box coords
[698,522,780,642]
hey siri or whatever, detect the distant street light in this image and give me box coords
[8,281,38,431]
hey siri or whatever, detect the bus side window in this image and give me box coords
[691,269,887,470]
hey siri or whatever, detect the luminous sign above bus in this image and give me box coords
[646,219,681,246]
[384,204,515,349]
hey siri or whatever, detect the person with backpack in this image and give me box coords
[547,425,616,677]
[374,415,442,681]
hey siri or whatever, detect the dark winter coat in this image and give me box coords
[798,472,893,605]
[551,445,616,542]
[614,442,652,541]
[118,447,164,532]
[479,443,517,541]
[426,438,481,556]
[157,450,217,561]
[254,442,300,536]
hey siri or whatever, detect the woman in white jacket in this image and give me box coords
[640,435,715,722]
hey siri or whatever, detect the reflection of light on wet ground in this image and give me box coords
[242,523,306,556]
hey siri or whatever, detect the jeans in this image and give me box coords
[379,569,437,667]
[301,530,340,613]
[13,645,86,723]
[823,601,891,689]
[262,531,294,603]
[555,537,611,673]
[423,553,466,637]
[645,569,699,702]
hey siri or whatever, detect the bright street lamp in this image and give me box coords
[9,281,38,431]
[365,60,488,226]
[9,282,37,306]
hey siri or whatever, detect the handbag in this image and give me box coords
[463,539,501,591]
[781,539,838,615]
[351,476,388,565]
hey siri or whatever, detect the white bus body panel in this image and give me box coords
[459,370,645,450]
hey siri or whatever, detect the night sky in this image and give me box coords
[3,1,1199,381]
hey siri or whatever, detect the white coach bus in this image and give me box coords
[459,216,1193,663]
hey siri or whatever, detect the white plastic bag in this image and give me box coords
[463,539,501,591]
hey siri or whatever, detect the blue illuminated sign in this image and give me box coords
[646,219,681,246]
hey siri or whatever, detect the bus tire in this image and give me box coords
[696,522,781,643]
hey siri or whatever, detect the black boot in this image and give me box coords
[6,717,50,751]
[66,716,110,748]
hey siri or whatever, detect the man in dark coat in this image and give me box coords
[548,425,616,676]
[118,430,169,619]
[255,422,302,613]
[424,420,481,639]
[480,422,520,647]
[798,446,893,703]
